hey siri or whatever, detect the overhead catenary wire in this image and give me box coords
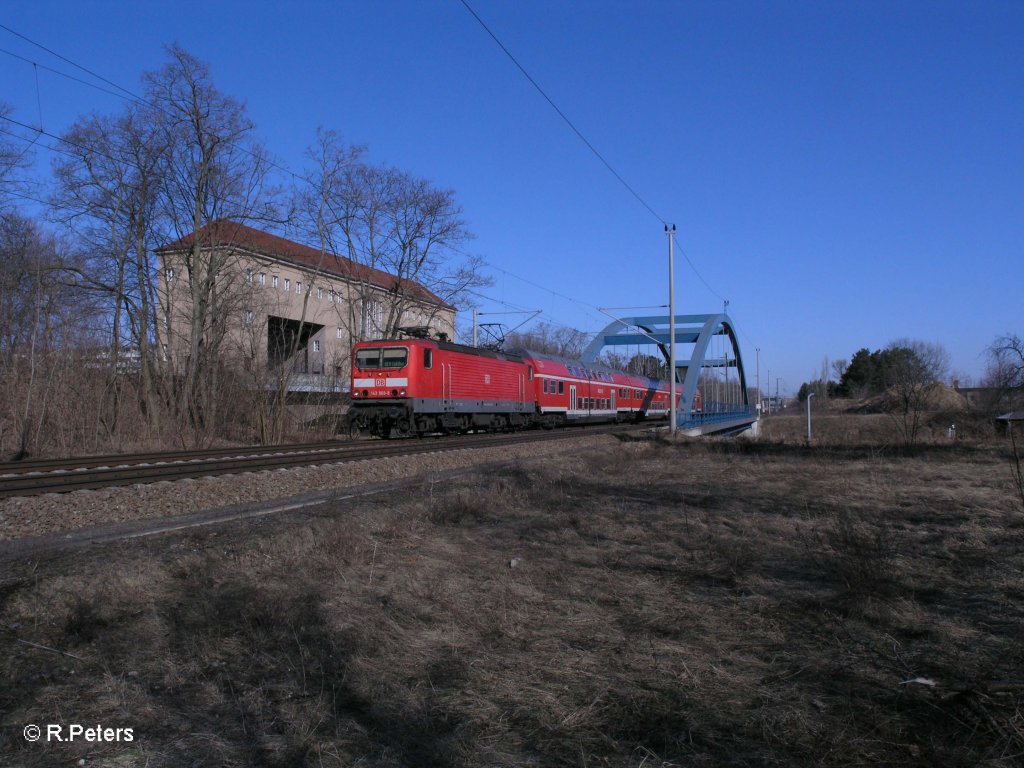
[458,0,665,225]
[458,1,755,351]
[1,19,757,356]
[0,31,308,189]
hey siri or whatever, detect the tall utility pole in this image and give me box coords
[756,347,761,414]
[666,224,677,435]
[766,368,771,414]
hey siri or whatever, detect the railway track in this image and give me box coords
[0,425,646,499]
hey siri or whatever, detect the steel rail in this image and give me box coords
[0,425,644,499]
[0,439,352,474]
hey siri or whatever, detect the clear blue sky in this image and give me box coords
[3,1,1021,393]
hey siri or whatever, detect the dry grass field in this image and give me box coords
[2,415,1023,766]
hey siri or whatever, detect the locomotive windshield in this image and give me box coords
[355,346,408,370]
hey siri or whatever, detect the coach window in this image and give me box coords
[423,348,433,369]
[542,379,548,394]
[558,381,564,394]
[528,365,533,380]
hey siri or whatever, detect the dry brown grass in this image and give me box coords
[1,429,1023,766]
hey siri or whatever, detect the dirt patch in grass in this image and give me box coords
[1,436,1022,766]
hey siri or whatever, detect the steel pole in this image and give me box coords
[756,347,760,415]
[806,392,815,443]
[666,225,677,435]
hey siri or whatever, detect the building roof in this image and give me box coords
[157,220,453,310]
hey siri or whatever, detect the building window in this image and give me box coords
[312,340,320,352]
[272,275,279,288]
[245,269,253,283]
[328,290,334,303]
[284,278,291,292]
[244,310,254,326]
[317,286,323,299]
[336,327,344,339]
[166,267,175,283]
[259,272,266,286]
[296,281,302,294]
[360,298,384,340]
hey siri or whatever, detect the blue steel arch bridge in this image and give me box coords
[581,313,759,435]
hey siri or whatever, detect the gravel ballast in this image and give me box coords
[0,435,614,541]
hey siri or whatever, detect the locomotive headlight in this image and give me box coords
[353,390,359,397]
[400,390,406,396]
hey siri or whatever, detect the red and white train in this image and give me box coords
[347,335,700,438]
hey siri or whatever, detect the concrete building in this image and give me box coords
[156,221,456,393]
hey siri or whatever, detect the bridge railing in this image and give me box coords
[679,405,758,429]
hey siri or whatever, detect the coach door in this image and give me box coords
[441,362,452,410]
[569,384,577,416]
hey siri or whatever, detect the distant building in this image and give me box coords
[996,411,1024,437]
[156,221,456,392]
[953,381,1023,414]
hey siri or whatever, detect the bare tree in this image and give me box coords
[0,213,94,458]
[883,339,950,447]
[984,334,1024,410]
[832,358,849,384]
[144,44,278,444]
[0,102,35,207]
[298,130,486,345]
[50,106,170,434]
[506,321,591,358]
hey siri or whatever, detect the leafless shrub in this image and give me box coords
[1010,428,1024,515]
[803,509,901,607]
[428,489,489,526]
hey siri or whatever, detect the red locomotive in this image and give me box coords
[347,334,698,438]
